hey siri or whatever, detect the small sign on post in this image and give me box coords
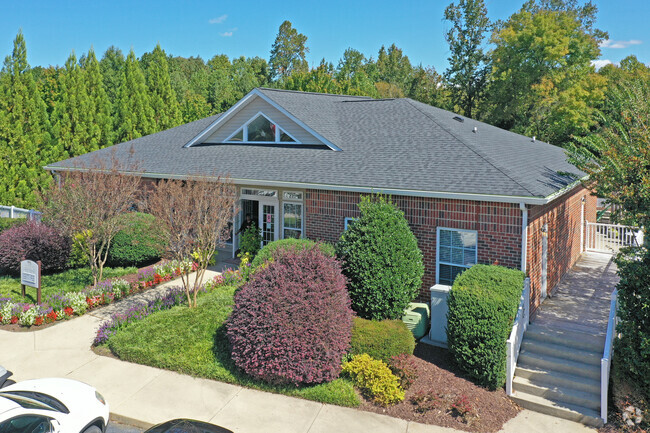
[21,259,42,304]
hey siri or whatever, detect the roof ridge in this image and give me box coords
[403,99,538,197]
[257,87,372,99]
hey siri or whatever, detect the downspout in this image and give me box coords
[520,203,528,273]
[580,196,585,253]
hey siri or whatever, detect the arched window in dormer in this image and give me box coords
[225,112,299,144]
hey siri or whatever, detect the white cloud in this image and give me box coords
[600,39,642,49]
[220,27,237,37]
[209,14,228,24]
[591,59,614,70]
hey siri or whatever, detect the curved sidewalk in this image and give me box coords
[1,273,594,433]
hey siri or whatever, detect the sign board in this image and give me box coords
[21,260,40,288]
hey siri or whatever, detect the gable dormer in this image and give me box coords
[184,88,341,150]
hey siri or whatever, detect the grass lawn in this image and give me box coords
[0,267,137,303]
[106,285,360,407]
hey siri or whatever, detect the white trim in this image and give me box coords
[183,88,342,151]
[436,227,478,285]
[224,111,301,144]
[344,217,357,230]
[43,166,585,206]
[520,203,528,272]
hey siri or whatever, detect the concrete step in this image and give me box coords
[520,339,601,365]
[518,350,601,381]
[515,366,600,394]
[525,324,606,352]
[510,391,603,428]
[513,376,600,411]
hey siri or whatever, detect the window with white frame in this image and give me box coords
[437,228,477,285]
[226,112,299,144]
[282,202,303,239]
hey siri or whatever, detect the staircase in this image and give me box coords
[510,323,604,427]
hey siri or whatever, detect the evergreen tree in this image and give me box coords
[99,46,125,112]
[83,48,113,149]
[269,20,309,80]
[0,31,52,207]
[375,44,413,92]
[51,52,94,158]
[443,0,492,118]
[116,49,154,142]
[146,44,182,132]
[207,54,236,113]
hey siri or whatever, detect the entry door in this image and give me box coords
[259,203,277,246]
[541,224,548,299]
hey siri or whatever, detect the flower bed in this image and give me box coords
[0,259,189,327]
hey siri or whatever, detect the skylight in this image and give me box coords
[226,112,299,144]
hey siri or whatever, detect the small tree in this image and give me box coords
[43,155,142,285]
[336,194,424,320]
[147,175,236,308]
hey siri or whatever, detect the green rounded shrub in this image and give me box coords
[107,212,167,267]
[342,353,404,406]
[350,317,415,362]
[336,194,424,320]
[250,238,335,270]
[238,225,262,258]
[446,264,524,390]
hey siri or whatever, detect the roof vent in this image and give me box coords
[532,136,536,142]
[453,116,464,123]
[473,127,478,133]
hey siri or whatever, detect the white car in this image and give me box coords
[0,378,109,433]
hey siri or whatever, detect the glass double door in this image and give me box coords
[239,199,277,248]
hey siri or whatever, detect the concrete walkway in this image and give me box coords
[534,252,619,334]
[1,273,595,433]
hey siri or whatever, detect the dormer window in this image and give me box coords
[226,112,299,144]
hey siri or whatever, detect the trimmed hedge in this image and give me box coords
[350,317,415,362]
[227,247,353,386]
[446,264,524,390]
[250,238,335,270]
[0,221,71,275]
[336,194,424,320]
[107,213,166,267]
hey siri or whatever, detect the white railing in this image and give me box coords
[601,289,618,424]
[586,222,640,253]
[0,205,41,221]
[506,277,531,396]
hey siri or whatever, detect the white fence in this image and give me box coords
[600,289,618,424]
[0,205,41,221]
[506,277,531,396]
[585,222,640,253]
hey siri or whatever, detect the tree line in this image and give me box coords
[0,0,648,208]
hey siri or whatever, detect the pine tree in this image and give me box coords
[99,46,125,114]
[116,49,154,142]
[146,44,182,132]
[0,31,52,207]
[269,21,309,80]
[83,48,113,149]
[51,52,93,158]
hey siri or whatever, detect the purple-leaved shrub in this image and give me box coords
[0,221,70,274]
[226,247,353,386]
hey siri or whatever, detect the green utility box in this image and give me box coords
[401,302,431,340]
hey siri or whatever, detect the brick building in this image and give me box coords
[46,88,596,314]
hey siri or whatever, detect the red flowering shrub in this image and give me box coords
[34,316,44,326]
[64,307,74,317]
[10,316,18,324]
[388,354,419,390]
[46,311,58,323]
[0,221,70,275]
[227,248,353,385]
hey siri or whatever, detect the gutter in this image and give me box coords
[43,166,586,207]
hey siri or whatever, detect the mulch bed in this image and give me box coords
[599,368,648,433]
[359,343,520,433]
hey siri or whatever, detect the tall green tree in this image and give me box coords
[408,65,448,108]
[0,31,52,207]
[269,20,309,80]
[443,0,492,118]
[83,47,113,149]
[336,48,378,97]
[116,49,154,142]
[145,44,182,132]
[51,52,94,158]
[374,44,413,93]
[99,46,125,112]
[207,54,236,113]
[485,0,607,146]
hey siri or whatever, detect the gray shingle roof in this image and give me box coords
[46,88,584,202]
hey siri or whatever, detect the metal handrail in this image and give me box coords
[600,289,618,423]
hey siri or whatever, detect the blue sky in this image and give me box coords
[1,0,648,71]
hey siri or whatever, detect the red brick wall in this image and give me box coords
[304,190,523,301]
[526,186,597,314]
